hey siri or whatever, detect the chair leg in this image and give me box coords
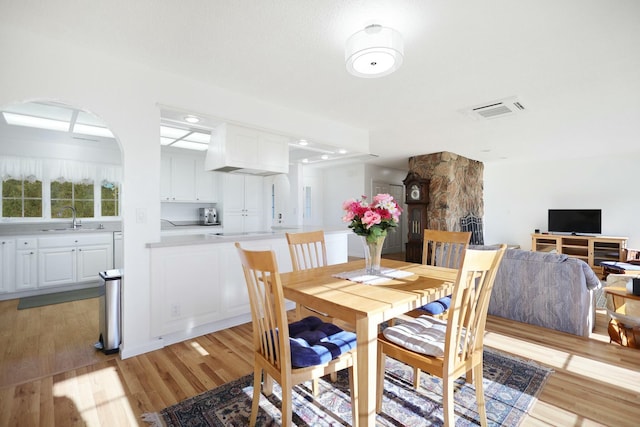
[311,378,319,396]
[442,377,455,427]
[473,362,488,427]
[348,364,359,427]
[263,373,274,395]
[376,347,385,413]
[250,369,262,427]
[281,376,293,427]
[413,367,421,389]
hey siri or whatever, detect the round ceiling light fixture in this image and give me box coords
[184,115,200,124]
[345,24,404,78]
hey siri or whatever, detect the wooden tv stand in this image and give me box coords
[531,233,628,277]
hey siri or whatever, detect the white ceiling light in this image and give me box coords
[184,115,200,124]
[345,24,404,78]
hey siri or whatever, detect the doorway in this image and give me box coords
[0,100,123,384]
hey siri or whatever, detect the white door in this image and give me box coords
[243,175,264,213]
[171,156,197,201]
[160,156,172,201]
[77,244,113,282]
[16,239,38,290]
[39,246,76,287]
[195,158,217,201]
[0,239,15,293]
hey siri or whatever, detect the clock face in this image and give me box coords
[410,184,420,200]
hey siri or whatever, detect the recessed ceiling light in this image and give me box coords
[298,139,308,146]
[3,112,70,132]
[184,115,200,124]
[321,154,329,160]
[302,158,309,163]
[338,149,347,154]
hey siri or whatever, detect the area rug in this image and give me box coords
[142,347,552,426]
[17,286,101,310]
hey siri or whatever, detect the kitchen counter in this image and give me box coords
[147,226,349,248]
[0,221,122,236]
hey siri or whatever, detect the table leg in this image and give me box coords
[356,316,379,427]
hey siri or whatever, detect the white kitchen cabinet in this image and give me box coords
[205,123,289,174]
[161,150,218,202]
[148,233,347,342]
[160,153,197,201]
[38,234,113,288]
[113,231,123,269]
[16,238,38,291]
[222,174,264,232]
[195,158,218,202]
[0,238,15,294]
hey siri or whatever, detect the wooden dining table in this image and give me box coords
[280,258,456,427]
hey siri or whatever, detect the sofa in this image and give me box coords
[477,247,601,337]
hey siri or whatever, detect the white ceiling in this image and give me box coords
[3,1,639,170]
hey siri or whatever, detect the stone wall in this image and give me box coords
[408,151,483,231]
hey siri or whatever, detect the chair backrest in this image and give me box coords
[286,230,328,271]
[235,242,290,371]
[422,229,471,268]
[444,245,507,371]
[460,214,484,245]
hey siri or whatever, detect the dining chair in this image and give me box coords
[415,229,472,318]
[235,242,358,427]
[285,230,332,322]
[376,244,507,426]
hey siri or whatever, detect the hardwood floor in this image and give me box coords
[1,271,639,426]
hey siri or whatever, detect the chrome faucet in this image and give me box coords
[60,206,78,229]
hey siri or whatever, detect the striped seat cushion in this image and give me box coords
[382,315,451,357]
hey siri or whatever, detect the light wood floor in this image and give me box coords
[1,278,639,425]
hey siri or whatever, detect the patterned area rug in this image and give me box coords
[143,348,552,427]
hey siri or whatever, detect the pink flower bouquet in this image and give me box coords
[342,194,402,243]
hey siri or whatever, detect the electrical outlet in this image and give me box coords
[170,304,180,317]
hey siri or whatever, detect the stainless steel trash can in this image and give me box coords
[96,269,123,354]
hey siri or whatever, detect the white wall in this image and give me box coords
[484,155,640,250]
[0,25,368,358]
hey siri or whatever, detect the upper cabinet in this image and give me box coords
[161,149,218,202]
[205,123,289,175]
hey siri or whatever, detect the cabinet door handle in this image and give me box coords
[30,251,34,255]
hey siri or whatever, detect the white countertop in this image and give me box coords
[147,226,350,248]
[0,221,122,236]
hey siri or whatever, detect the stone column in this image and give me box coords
[408,151,483,231]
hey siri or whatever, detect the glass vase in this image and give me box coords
[362,235,386,274]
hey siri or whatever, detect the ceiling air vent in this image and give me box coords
[464,97,525,120]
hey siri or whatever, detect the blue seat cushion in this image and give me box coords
[418,295,452,315]
[288,316,356,368]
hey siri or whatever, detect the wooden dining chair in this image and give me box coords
[235,242,358,427]
[285,230,333,322]
[376,244,507,426]
[414,229,471,318]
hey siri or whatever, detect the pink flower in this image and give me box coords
[342,211,355,222]
[362,210,382,229]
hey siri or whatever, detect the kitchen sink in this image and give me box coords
[41,227,104,232]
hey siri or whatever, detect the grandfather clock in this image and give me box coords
[403,172,429,263]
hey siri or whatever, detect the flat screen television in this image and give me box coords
[548,209,602,235]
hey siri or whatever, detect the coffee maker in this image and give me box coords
[199,207,218,225]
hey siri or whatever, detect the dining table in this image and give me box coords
[280,258,457,427]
